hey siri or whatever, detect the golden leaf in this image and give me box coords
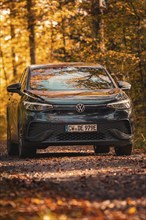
[128,207,137,215]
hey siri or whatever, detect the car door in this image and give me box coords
[9,68,28,142]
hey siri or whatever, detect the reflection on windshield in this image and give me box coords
[30,67,114,91]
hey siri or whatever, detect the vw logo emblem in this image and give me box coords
[76,103,85,113]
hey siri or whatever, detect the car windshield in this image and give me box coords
[30,66,114,91]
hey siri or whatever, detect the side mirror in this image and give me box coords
[7,83,21,93]
[117,81,131,90]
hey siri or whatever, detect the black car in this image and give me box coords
[7,63,133,158]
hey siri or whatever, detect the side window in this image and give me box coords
[19,69,26,84]
[19,68,28,91]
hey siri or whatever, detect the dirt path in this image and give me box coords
[0,142,146,220]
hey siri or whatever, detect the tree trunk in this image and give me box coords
[50,21,54,62]
[10,20,17,77]
[9,1,17,77]
[99,0,106,53]
[99,11,105,53]
[126,0,146,120]
[61,15,67,60]
[26,0,36,64]
[0,45,8,86]
[137,18,145,88]
[126,0,145,90]
[91,0,100,50]
[122,25,127,47]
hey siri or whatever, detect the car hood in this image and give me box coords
[26,88,127,104]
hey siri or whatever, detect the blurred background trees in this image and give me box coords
[0,0,145,147]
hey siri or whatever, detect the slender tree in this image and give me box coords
[99,0,107,53]
[0,45,7,86]
[9,1,17,77]
[26,0,36,64]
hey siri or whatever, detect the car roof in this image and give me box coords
[29,62,104,70]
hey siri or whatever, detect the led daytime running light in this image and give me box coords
[23,101,53,111]
[107,99,131,109]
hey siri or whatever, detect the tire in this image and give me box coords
[18,127,36,158]
[93,146,110,154]
[7,122,18,156]
[114,145,132,156]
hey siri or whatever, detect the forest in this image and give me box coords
[0,1,146,220]
[0,0,146,148]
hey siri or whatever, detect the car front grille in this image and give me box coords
[57,132,106,141]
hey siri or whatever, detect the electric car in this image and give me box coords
[7,63,133,158]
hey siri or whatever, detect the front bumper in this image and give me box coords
[21,100,133,148]
[24,119,133,148]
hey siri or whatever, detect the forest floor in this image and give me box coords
[0,141,146,220]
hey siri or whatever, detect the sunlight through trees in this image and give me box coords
[0,0,145,147]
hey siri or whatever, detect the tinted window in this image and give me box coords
[30,67,114,91]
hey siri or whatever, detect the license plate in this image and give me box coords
[66,124,97,132]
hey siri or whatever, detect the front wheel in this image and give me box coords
[114,145,132,156]
[18,127,36,158]
[93,146,110,154]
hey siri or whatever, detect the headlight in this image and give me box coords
[107,99,131,109]
[23,101,53,111]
